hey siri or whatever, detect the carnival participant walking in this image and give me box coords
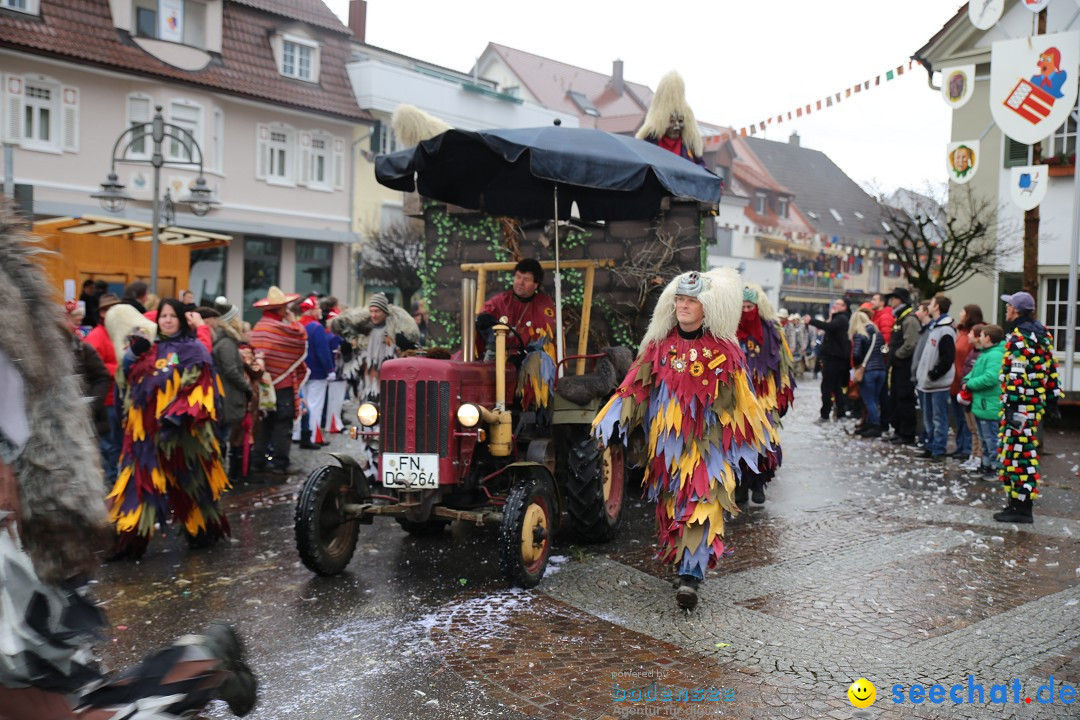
[735,284,795,505]
[594,269,776,611]
[993,292,1063,523]
[849,310,887,438]
[962,324,1006,477]
[106,299,230,558]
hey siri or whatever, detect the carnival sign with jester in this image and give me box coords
[991,32,1080,146]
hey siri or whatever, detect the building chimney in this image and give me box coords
[612,59,624,96]
[789,131,800,147]
[349,0,367,42]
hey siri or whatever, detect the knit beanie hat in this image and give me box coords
[369,293,390,314]
[214,295,240,323]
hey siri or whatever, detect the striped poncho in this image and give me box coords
[250,312,308,389]
[108,336,230,548]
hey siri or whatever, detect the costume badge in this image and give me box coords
[689,361,704,377]
[544,307,554,317]
[701,348,713,359]
[689,349,698,362]
[672,357,687,373]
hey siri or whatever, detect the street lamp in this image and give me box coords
[92,105,219,293]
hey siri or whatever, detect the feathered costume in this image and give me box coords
[997,318,1063,502]
[593,269,776,579]
[736,283,796,493]
[330,304,420,401]
[107,333,230,553]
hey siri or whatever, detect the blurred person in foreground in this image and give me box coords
[0,209,256,719]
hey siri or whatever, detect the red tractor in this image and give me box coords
[294,259,632,587]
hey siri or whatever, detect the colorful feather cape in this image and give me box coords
[739,317,796,475]
[516,336,556,422]
[108,337,230,540]
[594,328,776,577]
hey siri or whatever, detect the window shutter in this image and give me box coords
[1004,136,1029,168]
[298,131,311,186]
[332,137,345,190]
[61,86,79,152]
[3,75,23,144]
[255,123,269,180]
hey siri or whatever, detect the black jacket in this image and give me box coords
[71,336,111,437]
[809,310,852,361]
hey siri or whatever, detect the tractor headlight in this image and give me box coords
[357,402,379,427]
[457,403,481,428]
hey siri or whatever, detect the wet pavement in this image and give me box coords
[93,379,1080,719]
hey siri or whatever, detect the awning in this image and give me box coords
[33,215,231,249]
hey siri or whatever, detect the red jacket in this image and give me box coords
[84,325,117,406]
[871,307,894,345]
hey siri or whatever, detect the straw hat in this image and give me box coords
[253,286,300,308]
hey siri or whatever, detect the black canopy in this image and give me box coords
[375,126,722,221]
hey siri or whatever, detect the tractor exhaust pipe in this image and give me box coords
[461,277,476,362]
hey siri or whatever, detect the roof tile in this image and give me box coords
[0,0,369,122]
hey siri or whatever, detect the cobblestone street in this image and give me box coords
[94,380,1080,719]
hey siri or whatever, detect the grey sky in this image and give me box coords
[328,0,964,192]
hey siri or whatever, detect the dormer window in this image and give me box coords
[132,0,207,49]
[777,196,789,218]
[754,191,767,215]
[1,0,40,16]
[280,35,320,82]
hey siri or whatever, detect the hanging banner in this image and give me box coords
[991,32,1080,145]
[159,0,184,43]
[969,0,1004,30]
[1022,0,1051,12]
[947,141,980,184]
[1009,165,1048,211]
[941,65,976,109]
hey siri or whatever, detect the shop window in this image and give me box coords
[243,237,280,324]
[295,240,332,296]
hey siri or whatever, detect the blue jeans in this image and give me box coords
[975,417,1001,470]
[950,395,972,456]
[860,370,887,426]
[100,404,121,487]
[922,390,950,456]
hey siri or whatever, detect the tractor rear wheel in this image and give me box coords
[565,434,626,543]
[499,473,556,588]
[295,465,361,575]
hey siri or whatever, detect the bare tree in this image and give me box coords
[360,221,424,309]
[874,183,1020,300]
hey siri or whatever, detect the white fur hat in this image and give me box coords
[104,303,158,363]
[639,267,742,352]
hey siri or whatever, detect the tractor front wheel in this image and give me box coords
[295,465,362,575]
[566,434,626,543]
[499,474,556,588]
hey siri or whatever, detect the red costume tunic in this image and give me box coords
[480,290,556,349]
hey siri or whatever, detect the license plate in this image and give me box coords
[381,453,439,489]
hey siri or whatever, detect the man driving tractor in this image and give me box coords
[476,258,555,358]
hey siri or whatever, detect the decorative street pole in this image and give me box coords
[92,105,217,294]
